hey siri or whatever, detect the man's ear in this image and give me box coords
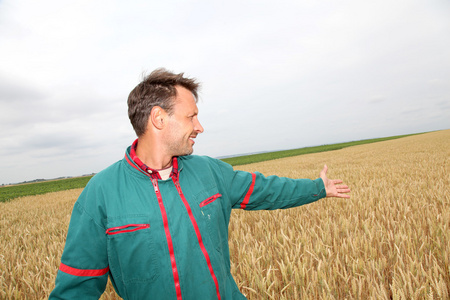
[150,106,167,130]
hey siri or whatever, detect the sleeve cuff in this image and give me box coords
[313,178,327,199]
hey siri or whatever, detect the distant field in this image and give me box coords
[221,133,422,166]
[0,132,423,202]
[0,176,93,202]
[0,129,448,299]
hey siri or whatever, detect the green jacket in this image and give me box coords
[50,146,326,299]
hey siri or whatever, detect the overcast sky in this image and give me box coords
[1,0,449,184]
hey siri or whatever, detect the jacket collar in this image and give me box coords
[125,139,180,180]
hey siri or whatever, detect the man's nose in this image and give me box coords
[194,117,204,133]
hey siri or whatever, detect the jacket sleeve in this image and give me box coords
[214,159,326,210]
[49,186,109,299]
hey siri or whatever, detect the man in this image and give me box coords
[50,68,350,299]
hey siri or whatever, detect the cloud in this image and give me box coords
[0,0,449,184]
[0,75,45,102]
[368,95,386,104]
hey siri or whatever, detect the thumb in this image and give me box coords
[320,164,328,178]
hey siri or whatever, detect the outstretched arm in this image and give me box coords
[319,165,351,198]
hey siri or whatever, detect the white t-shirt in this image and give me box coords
[158,166,173,180]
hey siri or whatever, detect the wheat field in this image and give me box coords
[1,130,448,299]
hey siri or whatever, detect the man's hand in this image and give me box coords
[319,165,351,198]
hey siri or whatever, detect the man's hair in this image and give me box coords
[128,68,200,136]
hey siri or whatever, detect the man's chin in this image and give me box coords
[177,148,194,157]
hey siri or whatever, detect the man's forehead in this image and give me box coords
[175,85,197,100]
[173,86,198,111]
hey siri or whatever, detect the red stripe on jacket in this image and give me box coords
[240,173,256,209]
[59,263,109,277]
[151,179,183,300]
[106,224,150,235]
[174,179,222,300]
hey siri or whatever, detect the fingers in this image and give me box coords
[334,183,349,189]
[336,187,351,193]
[335,183,350,192]
[335,184,351,198]
[336,193,351,199]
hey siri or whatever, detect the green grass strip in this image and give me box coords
[221,133,423,166]
[1,132,425,202]
[0,176,93,203]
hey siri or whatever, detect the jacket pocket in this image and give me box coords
[199,193,222,207]
[197,191,229,254]
[106,224,149,235]
[106,215,160,284]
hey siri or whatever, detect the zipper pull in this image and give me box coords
[151,179,159,193]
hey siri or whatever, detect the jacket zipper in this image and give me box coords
[173,179,221,300]
[151,178,182,300]
[152,178,159,193]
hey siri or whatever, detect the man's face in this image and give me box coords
[164,86,204,156]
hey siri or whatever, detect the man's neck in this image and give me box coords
[135,137,173,170]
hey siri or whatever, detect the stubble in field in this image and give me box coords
[0,130,448,299]
[230,130,449,299]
